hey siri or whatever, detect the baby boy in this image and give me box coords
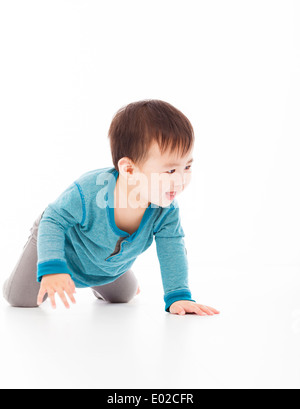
[3,99,219,316]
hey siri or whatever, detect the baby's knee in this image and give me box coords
[97,287,137,304]
[2,279,40,308]
[92,269,139,304]
[106,294,135,304]
[3,294,39,308]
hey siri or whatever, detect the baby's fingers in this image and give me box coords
[66,288,76,305]
[48,290,56,309]
[57,290,70,309]
[203,305,220,315]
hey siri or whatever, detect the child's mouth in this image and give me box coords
[165,192,177,201]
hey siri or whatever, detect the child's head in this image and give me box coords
[108,99,195,208]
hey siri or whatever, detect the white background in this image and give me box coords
[0,0,300,389]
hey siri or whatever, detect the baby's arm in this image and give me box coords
[37,181,84,308]
[154,201,220,316]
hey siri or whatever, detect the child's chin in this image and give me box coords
[159,199,174,208]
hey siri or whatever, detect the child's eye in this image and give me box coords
[166,166,192,174]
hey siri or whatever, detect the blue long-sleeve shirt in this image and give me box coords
[37,166,195,312]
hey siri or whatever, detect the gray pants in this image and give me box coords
[2,211,139,308]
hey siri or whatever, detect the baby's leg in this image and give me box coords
[91,269,139,303]
[3,211,47,307]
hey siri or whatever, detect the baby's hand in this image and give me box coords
[169,300,220,316]
[37,274,76,309]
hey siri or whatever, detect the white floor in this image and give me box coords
[1,252,300,389]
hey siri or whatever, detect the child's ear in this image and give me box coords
[118,157,135,176]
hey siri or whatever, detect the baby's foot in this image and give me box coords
[136,285,141,295]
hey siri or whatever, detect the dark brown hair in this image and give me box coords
[108,99,195,172]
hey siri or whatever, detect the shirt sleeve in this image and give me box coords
[36,181,85,282]
[154,201,196,312]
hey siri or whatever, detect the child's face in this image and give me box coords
[133,141,194,208]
